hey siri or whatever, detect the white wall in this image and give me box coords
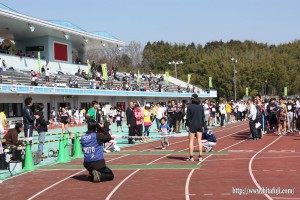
[0,53,88,75]
[0,53,46,71]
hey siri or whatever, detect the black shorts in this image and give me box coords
[189,127,203,134]
[61,121,68,125]
[116,121,122,126]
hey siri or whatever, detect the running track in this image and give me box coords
[1,122,300,200]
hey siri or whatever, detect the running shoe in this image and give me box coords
[206,147,212,152]
[92,170,101,183]
[185,157,194,161]
[197,156,203,162]
[162,147,165,150]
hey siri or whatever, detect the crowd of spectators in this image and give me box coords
[0,53,199,93]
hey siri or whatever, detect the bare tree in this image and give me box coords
[124,41,142,69]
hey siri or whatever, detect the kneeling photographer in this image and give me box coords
[81,119,114,183]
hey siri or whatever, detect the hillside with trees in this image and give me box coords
[141,40,300,100]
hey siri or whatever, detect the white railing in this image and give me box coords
[0,53,88,75]
[166,75,205,93]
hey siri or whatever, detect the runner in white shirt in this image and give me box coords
[155,103,165,131]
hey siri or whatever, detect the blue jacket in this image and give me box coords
[202,130,217,142]
[81,129,111,162]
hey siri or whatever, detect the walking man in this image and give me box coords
[126,102,136,144]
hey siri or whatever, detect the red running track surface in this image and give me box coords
[1,121,300,200]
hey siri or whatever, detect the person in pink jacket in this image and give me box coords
[134,104,144,143]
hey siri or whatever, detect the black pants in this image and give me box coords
[168,115,176,129]
[238,112,243,121]
[256,117,262,139]
[84,163,114,182]
[136,124,143,138]
[221,114,225,126]
[249,120,257,139]
[128,126,136,144]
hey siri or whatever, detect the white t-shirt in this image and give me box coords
[219,104,226,115]
[156,107,165,119]
[204,104,210,114]
[45,69,50,76]
[238,103,246,112]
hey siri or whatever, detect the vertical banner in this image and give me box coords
[209,76,212,88]
[246,87,249,96]
[137,68,140,83]
[165,71,169,85]
[87,59,92,78]
[37,51,41,73]
[284,87,287,96]
[101,64,108,80]
[187,74,191,84]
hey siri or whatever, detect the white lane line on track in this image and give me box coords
[179,127,249,152]
[27,154,130,200]
[248,136,282,200]
[142,122,247,152]
[105,123,247,199]
[28,170,86,200]
[0,171,30,184]
[105,154,169,200]
[28,122,245,200]
[221,193,231,195]
[185,129,248,200]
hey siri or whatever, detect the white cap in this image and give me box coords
[146,104,151,107]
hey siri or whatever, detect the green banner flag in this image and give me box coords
[137,68,140,83]
[209,77,212,88]
[284,87,287,96]
[187,74,191,84]
[246,87,249,96]
[37,51,41,73]
[101,64,108,80]
[165,72,169,84]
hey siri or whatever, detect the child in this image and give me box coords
[103,122,120,152]
[115,110,123,132]
[277,107,286,135]
[159,117,170,150]
[202,126,217,152]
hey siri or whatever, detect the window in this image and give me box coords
[0,103,23,118]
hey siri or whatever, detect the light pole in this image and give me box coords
[168,61,183,79]
[265,80,268,95]
[231,58,238,101]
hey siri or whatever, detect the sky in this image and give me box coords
[1,0,300,46]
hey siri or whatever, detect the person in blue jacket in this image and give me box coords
[202,126,217,152]
[81,119,114,183]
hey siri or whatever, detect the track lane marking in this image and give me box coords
[107,123,248,199]
[185,128,248,200]
[27,154,130,200]
[248,136,282,200]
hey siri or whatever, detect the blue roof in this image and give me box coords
[93,31,118,40]
[47,20,85,32]
[0,3,18,13]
